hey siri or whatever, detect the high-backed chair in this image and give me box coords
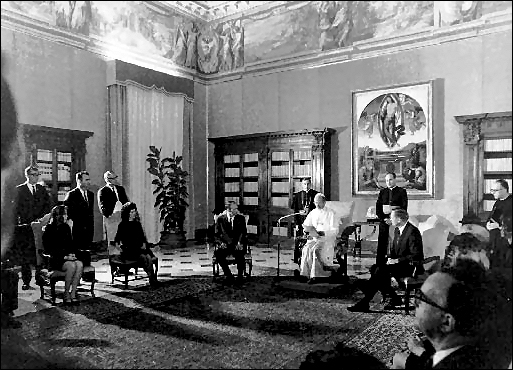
[211,213,252,280]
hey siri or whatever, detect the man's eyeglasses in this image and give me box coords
[490,188,502,193]
[414,289,451,313]
[28,173,39,177]
[107,177,118,180]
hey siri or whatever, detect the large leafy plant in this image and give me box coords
[146,146,189,233]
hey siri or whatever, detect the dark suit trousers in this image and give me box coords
[377,222,390,266]
[1,267,19,313]
[362,263,414,304]
[214,247,245,278]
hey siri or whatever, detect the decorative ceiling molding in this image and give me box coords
[2,5,511,86]
[157,1,277,22]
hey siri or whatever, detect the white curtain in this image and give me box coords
[124,81,187,244]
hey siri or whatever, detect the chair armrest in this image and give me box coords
[423,256,441,264]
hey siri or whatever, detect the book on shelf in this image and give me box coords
[37,149,53,162]
[57,151,72,162]
[223,154,240,163]
[271,165,289,177]
[484,138,512,152]
[243,167,259,177]
[243,182,258,192]
[271,151,289,161]
[271,182,289,193]
[484,158,512,172]
[224,182,240,193]
[243,153,258,162]
[271,197,289,208]
[243,197,258,206]
[225,168,240,177]
[293,150,312,160]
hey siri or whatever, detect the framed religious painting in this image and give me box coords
[352,81,434,197]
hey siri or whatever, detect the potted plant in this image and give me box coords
[146,146,189,247]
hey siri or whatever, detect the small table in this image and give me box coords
[351,219,381,259]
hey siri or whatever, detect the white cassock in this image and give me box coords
[300,206,338,279]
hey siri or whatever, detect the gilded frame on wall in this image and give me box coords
[352,81,434,197]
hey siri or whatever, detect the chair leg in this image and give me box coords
[39,285,45,300]
[90,275,96,298]
[124,272,129,288]
[405,288,411,314]
[248,261,252,277]
[50,281,57,305]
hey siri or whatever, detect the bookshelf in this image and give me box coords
[22,125,93,205]
[211,128,333,245]
[456,112,512,221]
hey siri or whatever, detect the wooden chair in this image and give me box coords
[108,243,159,288]
[36,249,96,305]
[212,213,252,280]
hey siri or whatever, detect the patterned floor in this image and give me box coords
[13,241,377,318]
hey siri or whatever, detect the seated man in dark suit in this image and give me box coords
[214,202,247,284]
[348,208,424,312]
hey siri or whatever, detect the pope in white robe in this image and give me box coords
[300,193,338,281]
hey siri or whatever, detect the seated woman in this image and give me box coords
[114,202,158,287]
[42,205,83,305]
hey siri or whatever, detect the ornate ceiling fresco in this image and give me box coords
[1,1,511,77]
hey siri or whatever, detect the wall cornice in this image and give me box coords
[2,7,511,86]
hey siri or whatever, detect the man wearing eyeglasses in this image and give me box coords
[392,259,506,369]
[13,165,51,290]
[487,179,512,269]
[98,171,129,247]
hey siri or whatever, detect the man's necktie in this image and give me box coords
[393,227,400,249]
[30,184,35,195]
[111,185,118,201]
[83,190,88,203]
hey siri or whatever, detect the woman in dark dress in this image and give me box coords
[42,205,83,304]
[114,202,157,286]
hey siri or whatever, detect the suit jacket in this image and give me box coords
[15,182,51,224]
[97,184,129,217]
[389,222,424,274]
[64,187,94,244]
[376,186,408,222]
[215,213,247,250]
[291,189,319,226]
[433,344,498,369]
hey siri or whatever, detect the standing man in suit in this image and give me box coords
[375,172,408,266]
[348,208,423,312]
[14,165,51,290]
[97,171,129,247]
[64,171,94,251]
[291,177,319,264]
[214,201,247,285]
